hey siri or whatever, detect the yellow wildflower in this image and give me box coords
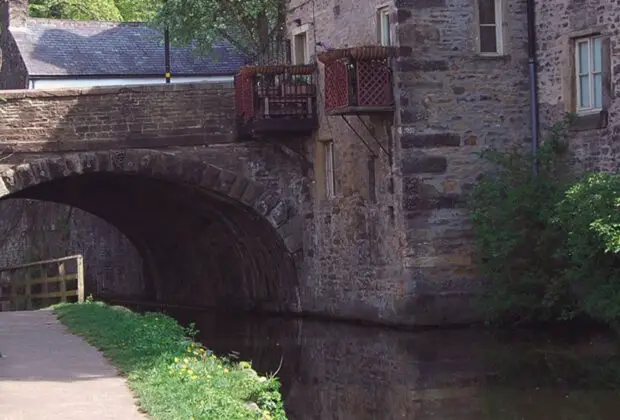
[224,368,229,374]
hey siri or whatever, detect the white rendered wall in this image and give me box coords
[29,75,233,89]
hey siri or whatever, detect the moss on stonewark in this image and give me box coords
[53,301,287,420]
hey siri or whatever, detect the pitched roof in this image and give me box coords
[10,18,247,77]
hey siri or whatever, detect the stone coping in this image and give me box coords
[0,81,234,101]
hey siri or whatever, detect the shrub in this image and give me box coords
[467,116,577,325]
[554,172,620,324]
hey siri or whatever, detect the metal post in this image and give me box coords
[164,27,171,83]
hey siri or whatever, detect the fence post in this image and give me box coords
[58,262,66,303]
[76,255,85,303]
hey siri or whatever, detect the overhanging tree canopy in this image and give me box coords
[152,0,287,59]
[28,0,162,21]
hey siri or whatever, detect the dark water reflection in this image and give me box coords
[162,309,620,420]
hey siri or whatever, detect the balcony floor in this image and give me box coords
[325,105,395,116]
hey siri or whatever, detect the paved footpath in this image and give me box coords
[0,310,147,420]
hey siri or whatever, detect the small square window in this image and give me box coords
[575,36,603,114]
[477,0,503,54]
[377,7,391,46]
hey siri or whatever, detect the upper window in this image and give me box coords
[478,0,503,55]
[294,31,308,64]
[377,7,391,46]
[575,36,603,114]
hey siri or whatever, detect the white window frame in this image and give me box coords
[292,24,310,65]
[575,35,603,115]
[377,6,391,46]
[477,0,503,55]
[325,141,335,199]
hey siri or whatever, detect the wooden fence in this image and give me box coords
[0,255,85,311]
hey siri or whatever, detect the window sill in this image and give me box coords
[570,110,608,132]
[474,53,511,62]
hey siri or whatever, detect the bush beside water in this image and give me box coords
[54,301,287,420]
[468,115,620,327]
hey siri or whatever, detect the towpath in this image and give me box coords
[0,310,147,420]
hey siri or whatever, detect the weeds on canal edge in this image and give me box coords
[53,301,287,420]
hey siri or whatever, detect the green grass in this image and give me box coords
[53,301,287,420]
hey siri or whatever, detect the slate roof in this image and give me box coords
[10,18,248,77]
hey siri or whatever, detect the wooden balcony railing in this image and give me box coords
[318,46,398,116]
[235,64,318,138]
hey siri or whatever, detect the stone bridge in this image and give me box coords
[0,82,308,313]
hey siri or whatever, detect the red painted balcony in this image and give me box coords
[318,46,397,116]
[234,64,317,138]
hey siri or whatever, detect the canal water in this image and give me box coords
[162,309,620,420]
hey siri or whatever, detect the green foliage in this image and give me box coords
[152,0,286,57]
[469,114,620,327]
[29,0,162,21]
[468,116,576,325]
[29,0,123,20]
[554,173,620,323]
[54,301,287,420]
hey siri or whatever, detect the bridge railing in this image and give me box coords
[0,255,85,311]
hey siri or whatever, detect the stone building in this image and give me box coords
[254,0,532,324]
[535,0,620,173]
[0,0,618,325]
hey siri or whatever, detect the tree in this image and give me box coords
[152,0,287,58]
[28,0,162,21]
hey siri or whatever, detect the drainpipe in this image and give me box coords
[526,0,540,175]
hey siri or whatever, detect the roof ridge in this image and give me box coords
[26,17,148,28]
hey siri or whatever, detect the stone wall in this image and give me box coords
[0,83,236,152]
[0,198,144,296]
[287,0,409,323]
[535,0,620,173]
[392,0,532,323]
[288,0,532,324]
[0,0,29,90]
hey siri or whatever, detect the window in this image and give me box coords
[477,0,503,54]
[325,141,335,198]
[575,36,603,113]
[294,31,308,64]
[377,7,391,46]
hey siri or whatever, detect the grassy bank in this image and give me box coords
[53,301,286,420]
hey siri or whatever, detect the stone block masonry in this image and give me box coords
[0,198,144,298]
[535,0,620,173]
[288,0,533,324]
[0,82,309,315]
[0,82,236,152]
[392,0,532,324]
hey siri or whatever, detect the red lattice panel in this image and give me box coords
[324,60,349,112]
[234,73,255,121]
[356,60,392,107]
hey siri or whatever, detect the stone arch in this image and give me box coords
[0,149,303,313]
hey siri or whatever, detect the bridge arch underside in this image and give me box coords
[1,153,301,313]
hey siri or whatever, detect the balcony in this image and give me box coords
[234,64,318,138]
[318,46,397,116]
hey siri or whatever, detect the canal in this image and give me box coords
[152,307,620,419]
